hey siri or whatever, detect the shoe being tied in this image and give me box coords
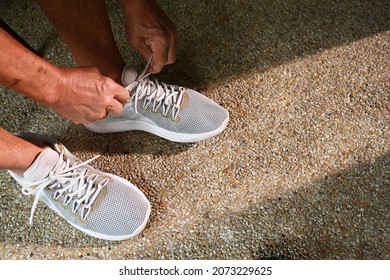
[84,58,229,143]
[7,132,151,241]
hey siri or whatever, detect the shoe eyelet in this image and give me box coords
[81,207,91,221]
[53,190,62,200]
[72,200,81,213]
[64,194,72,206]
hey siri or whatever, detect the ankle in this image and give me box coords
[11,146,46,176]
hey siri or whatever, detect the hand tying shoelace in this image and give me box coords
[21,148,109,225]
[84,55,229,143]
[125,55,185,120]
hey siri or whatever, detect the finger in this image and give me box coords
[136,40,153,63]
[145,34,169,73]
[113,85,130,104]
[129,35,153,65]
[167,25,177,64]
[106,99,124,116]
[81,119,93,125]
[78,115,93,124]
[146,38,169,73]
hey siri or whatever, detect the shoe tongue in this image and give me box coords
[23,149,60,181]
[121,64,139,86]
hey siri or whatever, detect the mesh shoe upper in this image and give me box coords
[41,172,150,238]
[133,88,228,134]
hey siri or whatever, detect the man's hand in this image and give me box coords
[0,28,129,125]
[120,0,177,73]
[49,67,129,124]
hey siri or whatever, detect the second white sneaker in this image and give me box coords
[8,133,151,241]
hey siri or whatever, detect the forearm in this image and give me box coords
[0,27,129,124]
[0,27,60,106]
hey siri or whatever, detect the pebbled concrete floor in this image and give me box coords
[0,0,389,259]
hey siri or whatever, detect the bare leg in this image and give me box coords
[0,128,44,174]
[34,0,125,83]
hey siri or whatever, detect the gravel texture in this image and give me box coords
[0,0,389,259]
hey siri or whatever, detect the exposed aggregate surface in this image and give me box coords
[0,0,389,259]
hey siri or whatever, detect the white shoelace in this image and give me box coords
[22,149,109,225]
[125,56,185,120]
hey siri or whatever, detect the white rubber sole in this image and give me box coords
[84,110,230,143]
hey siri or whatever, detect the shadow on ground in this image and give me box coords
[60,124,195,156]
[157,0,390,87]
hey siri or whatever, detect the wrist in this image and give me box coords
[0,60,63,108]
[29,64,64,108]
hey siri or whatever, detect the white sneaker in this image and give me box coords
[84,58,229,143]
[8,132,151,241]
